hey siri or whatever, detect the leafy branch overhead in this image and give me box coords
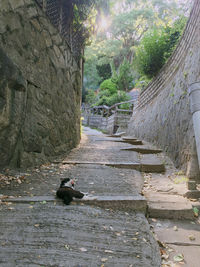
[83,0,190,95]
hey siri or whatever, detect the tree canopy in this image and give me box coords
[83,0,191,103]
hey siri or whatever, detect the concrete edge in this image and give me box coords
[2,195,147,212]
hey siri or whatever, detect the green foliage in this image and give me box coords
[135,76,151,90]
[83,0,188,99]
[83,54,101,90]
[100,78,118,94]
[134,17,186,78]
[96,63,112,82]
[85,89,97,105]
[83,0,188,91]
[95,90,131,107]
[135,28,168,78]
[116,58,134,91]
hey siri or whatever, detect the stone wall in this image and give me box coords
[127,0,200,179]
[0,0,82,168]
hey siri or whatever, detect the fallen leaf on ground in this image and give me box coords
[193,207,199,217]
[160,248,167,256]
[115,232,121,236]
[34,224,40,227]
[132,237,138,241]
[189,235,195,241]
[105,250,114,254]
[157,240,167,248]
[79,247,87,252]
[101,258,108,262]
[162,254,169,260]
[173,254,184,262]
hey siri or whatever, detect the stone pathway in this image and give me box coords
[1,126,199,267]
[0,127,161,267]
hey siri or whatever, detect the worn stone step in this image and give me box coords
[108,162,165,173]
[145,193,194,220]
[77,195,147,212]
[121,139,143,145]
[4,195,147,212]
[141,154,165,173]
[122,136,138,141]
[55,160,165,173]
[106,132,126,137]
[184,190,200,199]
[95,138,142,145]
[121,146,162,154]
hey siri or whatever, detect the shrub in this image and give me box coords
[100,78,118,94]
[134,18,186,78]
[95,90,131,107]
[85,89,97,105]
[117,58,134,91]
[135,28,168,78]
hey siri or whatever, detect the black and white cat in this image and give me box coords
[56,178,84,205]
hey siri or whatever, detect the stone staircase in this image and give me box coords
[7,130,195,220]
[91,132,195,220]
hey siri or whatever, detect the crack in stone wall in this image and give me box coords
[0,0,82,168]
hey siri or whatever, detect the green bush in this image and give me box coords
[135,28,168,78]
[117,58,134,91]
[134,18,186,78]
[100,78,118,94]
[95,90,130,107]
[85,89,97,105]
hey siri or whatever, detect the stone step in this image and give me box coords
[4,195,147,212]
[122,136,138,141]
[56,160,165,173]
[77,195,147,212]
[95,139,142,145]
[121,146,162,154]
[106,132,126,137]
[145,193,194,220]
[141,154,165,173]
[121,139,143,145]
[184,190,200,199]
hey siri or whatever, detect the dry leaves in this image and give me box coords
[173,226,178,231]
[188,235,195,241]
[101,258,108,263]
[173,254,184,262]
[0,173,27,186]
[79,247,87,252]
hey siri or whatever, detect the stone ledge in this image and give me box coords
[2,195,147,212]
[184,190,200,199]
[54,161,165,173]
[145,192,194,220]
[121,147,162,154]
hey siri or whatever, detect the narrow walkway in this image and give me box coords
[0,127,161,267]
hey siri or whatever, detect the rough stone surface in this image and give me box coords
[0,204,161,267]
[150,219,200,267]
[0,127,161,266]
[0,0,81,168]
[127,0,200,180]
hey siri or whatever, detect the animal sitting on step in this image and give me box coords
[56,178,84,205]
